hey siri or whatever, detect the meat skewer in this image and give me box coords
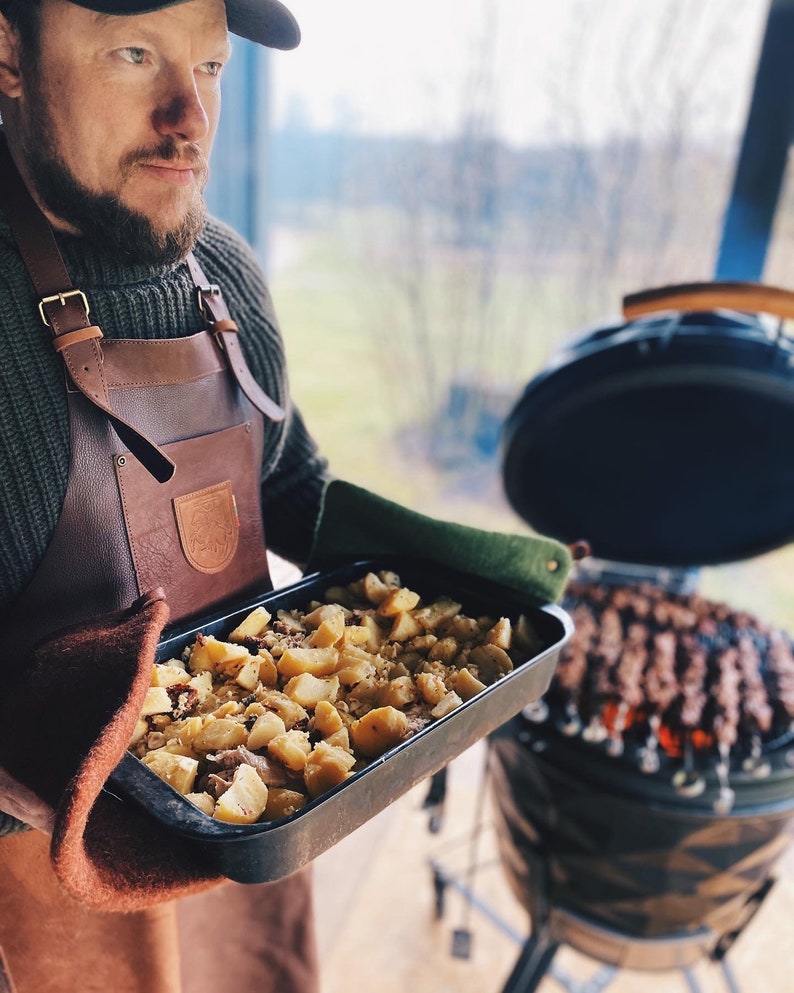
[548,581,794,779]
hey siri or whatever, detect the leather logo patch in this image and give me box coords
[174,481,239,574]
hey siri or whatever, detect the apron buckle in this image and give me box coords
[196,284,222,322]
[38,288,90,327]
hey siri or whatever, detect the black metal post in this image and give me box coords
[715,0,794,281]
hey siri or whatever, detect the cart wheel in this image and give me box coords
[451,927,473,960]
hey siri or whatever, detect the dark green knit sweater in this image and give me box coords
[0,210,329,615]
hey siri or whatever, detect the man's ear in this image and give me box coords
[0,14,23,99]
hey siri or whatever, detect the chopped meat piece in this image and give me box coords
[207,746,289,786]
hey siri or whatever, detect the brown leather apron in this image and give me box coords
[0,149,319,993]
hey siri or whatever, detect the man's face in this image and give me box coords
[4,0,231,264]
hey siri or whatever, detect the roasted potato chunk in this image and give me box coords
[304,741,357,798]
[246,711,287,750]
[228,606,272,642]
[351,706,409,759]
[467,644,514,684]
[284,672,340,709]
[267,729,312,771]
[214,764,268,824]
[142,750,198,795]
[452,667,487,701]
[377,587,421,617]
[264,788,307,821]
[186,791,216,816]
[139,686,173,716]
[313,699,344,737]
[192,718,248,752]
[277,646,339,678]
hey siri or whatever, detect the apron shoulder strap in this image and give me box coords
[0,140,175,483]
[185,252,285,423]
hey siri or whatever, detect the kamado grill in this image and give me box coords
[486,282,794,992]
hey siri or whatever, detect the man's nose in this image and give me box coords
[152,74,210,142]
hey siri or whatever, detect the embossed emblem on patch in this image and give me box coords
[174,481,239,574]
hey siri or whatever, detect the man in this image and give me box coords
[0,2,571,991]
[0,2,328,992]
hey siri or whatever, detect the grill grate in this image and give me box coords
[533,581,794,802]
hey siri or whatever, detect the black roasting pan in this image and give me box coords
[108,556,573,883]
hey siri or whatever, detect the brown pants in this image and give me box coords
[0,831,319,993]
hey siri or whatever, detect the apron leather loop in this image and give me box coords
[210,318,239,335]
[52,325,104,352]
[186,253,286,423]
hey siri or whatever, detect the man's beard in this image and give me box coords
[19,85,208,267]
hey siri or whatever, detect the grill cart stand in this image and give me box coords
[426,765,772,993]
[497,850,771,993]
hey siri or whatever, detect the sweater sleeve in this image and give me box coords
[193,218,329,565]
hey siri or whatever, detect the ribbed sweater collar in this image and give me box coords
[0,209,184,289]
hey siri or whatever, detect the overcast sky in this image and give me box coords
[267,0,768,146]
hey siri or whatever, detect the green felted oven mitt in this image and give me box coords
[307,479,572,605]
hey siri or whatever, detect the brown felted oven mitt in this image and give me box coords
[0,590,223,911]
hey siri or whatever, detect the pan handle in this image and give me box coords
[623,281,794,321]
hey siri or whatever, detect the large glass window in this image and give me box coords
[257,0,793,625]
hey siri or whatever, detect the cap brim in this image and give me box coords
[226,0,301,50]
[67,1,301,51]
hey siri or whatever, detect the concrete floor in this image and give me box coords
[313,742,794,993]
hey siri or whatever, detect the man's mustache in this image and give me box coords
[121,139,208,177]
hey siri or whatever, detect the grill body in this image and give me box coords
[495,284,794,972]
[490,716,794,941]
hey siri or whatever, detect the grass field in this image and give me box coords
[268,220,794,632]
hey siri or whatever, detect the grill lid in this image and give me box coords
[502,282,794,568]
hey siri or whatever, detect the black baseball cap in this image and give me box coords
[69,1,301,50]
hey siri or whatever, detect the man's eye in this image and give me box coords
[118,47,148,65]
[199,61,224,77]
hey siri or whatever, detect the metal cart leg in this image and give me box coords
[718,957,742,993]
[682,959,743,993]
[428,858,526,944]
[501,927,560,993]
[423,767,448,834]
[683,967,702,993]
[431,861,447,919]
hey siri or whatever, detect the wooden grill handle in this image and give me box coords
[623,281,794,321]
